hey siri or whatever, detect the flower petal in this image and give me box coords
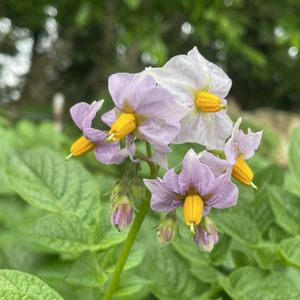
[70,100,103,130]
[151,145,171,170]
[144,178,182,212]
[238,130,263,160]
[94,145,127,165]
[83,127,127,164]
[146,67,195,107]
[162,169,183,195]
[133,81,189,122]
[163,53,202,88]
[194,224,219,252]
[101,107,118,127]
[178,149,216,196]
[108,73,135,108]
[225,118,263,163]
[204,173,238,209]
[173,109,233,149]
[224,118,242,164]
[187,47,232,98]
[199,151,230,176]
[126,135,137,161]
[138,120,180,148]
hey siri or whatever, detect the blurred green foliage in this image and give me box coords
[0,0,300,112]
[0,114,300,299]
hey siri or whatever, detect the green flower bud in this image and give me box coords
[110,182,123,202]
[129,177,144,200]
[156,213,178,245]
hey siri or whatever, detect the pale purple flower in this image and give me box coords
[70,100,127,164]
[194,219,219,252]
[199,118,263,172]
[146,47,233,149]
[225,117,263,165]
[199,118,263,189]
[144,149,238,222]
[102,72,189,169]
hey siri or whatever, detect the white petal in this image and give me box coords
[173,108,233,149]
[146,67,195,107]
[187,47,232,98]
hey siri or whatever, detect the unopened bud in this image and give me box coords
[130,177,144,200]
[110,182,123,202]
[111,195,133,231]
[194,217,219,252]
[156,213,178,245]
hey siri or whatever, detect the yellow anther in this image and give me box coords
[66,136,95,160]
[107,113,136,142]
[183,194,204,229]
[232,155,257,189]
[195,91,225,112]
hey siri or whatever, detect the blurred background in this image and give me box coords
[1,2,300,299]
[1,0,300,165]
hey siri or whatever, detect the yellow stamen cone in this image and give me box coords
[107,113,136,142]
[232,155,257,189]
[195,91,226,112]
[66,136,95,159]
[183,194,204,232]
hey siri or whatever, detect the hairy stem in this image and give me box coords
[103,143,157,300]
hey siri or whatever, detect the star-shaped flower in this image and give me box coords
[67,100,127,164]
[102,72,189,168]
[199,118,263,188]
[144,149,238,232]
[147,47,233,149]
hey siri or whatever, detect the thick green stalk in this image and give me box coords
[103,144,157,300]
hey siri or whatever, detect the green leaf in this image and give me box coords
[221,266,300,300]
[106,247,144,273]
[209,235,231,266]
[190,264,220,284]
[23,213,92,253]
[142,246,198,300]
[284,173,300,198]
[268,186,300,235]
[214,208,261,246]
[254,165,284,188]
[253,187,274,234]
[253,243,276,269]
[278,236,300,268]
[95,228,127,250]
[98,245,144,274]
[172,238,208,265]
[288,127,300,179]
[7,148,100,225]
[0,269,63,299]
[114,275,149,297]
[66,252,107,287]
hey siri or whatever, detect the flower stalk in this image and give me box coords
[103,143,158,300]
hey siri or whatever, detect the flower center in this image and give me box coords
[183,194,204,233]
[232,155,257,189]
[66,136,95,160]
[107,113,136,142]
[195,91,226,112]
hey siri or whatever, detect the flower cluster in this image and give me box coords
[67,47,263,252]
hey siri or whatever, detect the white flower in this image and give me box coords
[146,47,233,149]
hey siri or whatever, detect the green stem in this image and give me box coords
[103,143,157,300]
